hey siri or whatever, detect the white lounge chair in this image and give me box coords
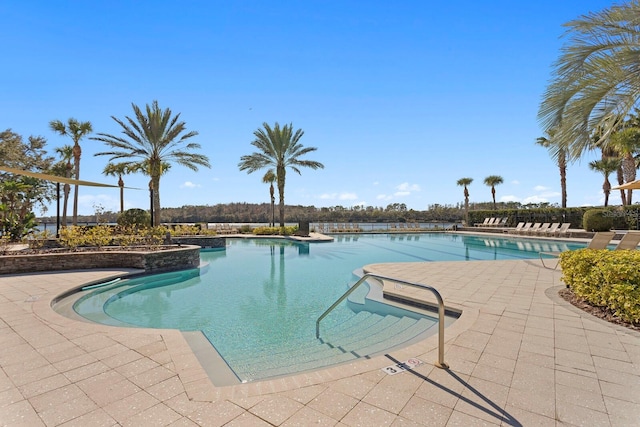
[615,231,640,250]
[508,222,525,234]
[545,223,560,236]
[527,223,542,235]
[554,223,572,237]
[539,231,615,269]
[517,222,533,235]
[535,223,551,235]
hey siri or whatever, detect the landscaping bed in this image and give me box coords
[0,244,201,275]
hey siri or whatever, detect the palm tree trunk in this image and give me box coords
[617,167,627,205]
[72,143,81,225]
[559,154,567,208]
[152,175,161,226]
[277,167,285,227]
[118,175,124,213]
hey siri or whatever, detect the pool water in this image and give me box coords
[71,233,583,382]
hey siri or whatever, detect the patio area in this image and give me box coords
[0,257,639,426]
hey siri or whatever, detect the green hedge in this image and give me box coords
[559,249,640,324]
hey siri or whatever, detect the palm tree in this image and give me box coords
[536,130,568,208]
[53,145,74,226]
[102,162,137,213]
[262,169,276,227]
[456,177,473,225]
[483,175,503,210]
[538,1,640,162]
[589,157,622,206]
[49,118,93,225]
[610,127,640,204]
[238,122,324,227]
[91,101,211,226]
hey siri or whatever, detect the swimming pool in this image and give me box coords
[67,233,584,383]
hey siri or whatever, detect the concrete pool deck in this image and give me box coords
[1,258,639,425]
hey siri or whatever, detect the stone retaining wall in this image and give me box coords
[0,245,201,275]
[171,236,226,249]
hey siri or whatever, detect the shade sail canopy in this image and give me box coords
[0,166,142,189]
[611,179,640,191]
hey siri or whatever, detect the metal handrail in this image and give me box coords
[316,273,449,369]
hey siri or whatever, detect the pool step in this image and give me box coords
[226,312,435,382]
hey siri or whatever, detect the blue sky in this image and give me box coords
[1,0,620,216]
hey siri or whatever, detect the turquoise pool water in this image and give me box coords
[71,233,584,382]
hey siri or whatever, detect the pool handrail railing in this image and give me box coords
[316,272,449,369]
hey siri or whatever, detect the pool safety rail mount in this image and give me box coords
[316,273,449,369]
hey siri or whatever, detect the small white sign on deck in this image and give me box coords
[381,358,424,375]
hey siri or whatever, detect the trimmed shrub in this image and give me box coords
[117,208,151,228]
[252,226,298,236]
[582,209,613,232]
[560,249,640,324]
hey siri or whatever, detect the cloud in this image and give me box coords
[396,182,421,192]
[339,192,358,200]
[521,195,549,204]
[376,194,393,201]
[180,181,200,189]
[511,180,520,185]
[391,182,420,197]
[534,185,549,191]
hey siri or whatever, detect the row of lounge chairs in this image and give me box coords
[318,223,361,233]
[507,222,571,237]
[390,223,422,231]
[540,230,640,269]
[210,223,239,234]
[474,217,507,227]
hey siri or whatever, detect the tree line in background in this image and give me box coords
[37,200,558,227]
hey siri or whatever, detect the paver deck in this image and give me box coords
[1,256,639,426]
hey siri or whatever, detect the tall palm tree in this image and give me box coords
[538,1,640,162]
[456,177,473,225]
[262,169,276,227]
[102,162,137,213]
[589,157,622,207]
[53,145,74,226]
[483,175,503,210]
[238,122,324,227]
[610,127,640,204]
[49,118,93,225]
[536,130,568,208]
[91,101,211,226]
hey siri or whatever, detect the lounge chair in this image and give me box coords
[615,231,640,250]
[535,223,551,236]
[492,217,508,227]
[539,231,615,269]
[527,223,542,235]
[508,222,525,234]
[554,222,572,237]
[517,222,533,235]
[475,218,491,227]
[545,223,560,236]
